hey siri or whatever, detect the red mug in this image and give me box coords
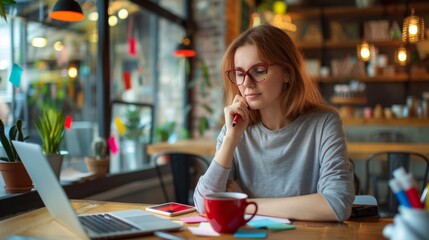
[204,192,258,233]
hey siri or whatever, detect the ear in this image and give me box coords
[284,72,290,83]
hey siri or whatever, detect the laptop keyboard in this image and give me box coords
[79,214,140,234]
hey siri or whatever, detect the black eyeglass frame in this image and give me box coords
[225,63,275,86]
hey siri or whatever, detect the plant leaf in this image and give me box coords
[200,60,211,88]
[0,2,7,22]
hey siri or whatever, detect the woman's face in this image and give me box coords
[234,44,286,112]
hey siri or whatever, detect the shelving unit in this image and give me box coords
[288,2,429,115]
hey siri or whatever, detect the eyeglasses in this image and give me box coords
[226,63,274,86]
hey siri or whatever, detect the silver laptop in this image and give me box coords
[12,141,182,240]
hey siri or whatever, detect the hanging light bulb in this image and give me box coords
[173,36,196,58]
[395,46,409,66]
[402,9,425,43]
[357,41,375,62]
[50,0,84,22]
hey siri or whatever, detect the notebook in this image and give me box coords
[12,141,182,240]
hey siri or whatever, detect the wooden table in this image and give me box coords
[146,139,217,157]
[0,199,391,239]
[147,139,429,161]
[347,142,429,160]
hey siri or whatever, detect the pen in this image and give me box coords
[393,167,424,209]
[154,231,188,240]
[422,183,429,210]
[232,114,241,127]
[388,178,412,208]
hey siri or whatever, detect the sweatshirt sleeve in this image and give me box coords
[317,111,355,222]
[193,126,231,213]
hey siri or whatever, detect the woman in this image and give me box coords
[193,24,355,222]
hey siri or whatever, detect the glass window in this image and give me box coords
[0,0,187,172]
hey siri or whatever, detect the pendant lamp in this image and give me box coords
[50,0,84,22]
[402,8,425,43]
[357,41,375,62]
[173,37,196,58]
[395,46,409,66]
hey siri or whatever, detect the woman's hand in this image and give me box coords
[224,95,249,135]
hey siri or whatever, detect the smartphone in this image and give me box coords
[146,202,196,216]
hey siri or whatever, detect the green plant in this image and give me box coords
[0,119,27,162]
[155,121,176,142]
[0,0,16,22]
[34,109,66,154]
[124,108,144,140]
[188,58,215,137]
[91,137,108,160]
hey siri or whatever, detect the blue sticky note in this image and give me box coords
[9,64,23,88]
[248,219,295,232]
[266,223,295,231]
[248,219,280,228]
[234,229,267,238]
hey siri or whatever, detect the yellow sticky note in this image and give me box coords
[114,117,126,136]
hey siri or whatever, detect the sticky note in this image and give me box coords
[265,223,295,232]
[114,117,126,136]
[180,216,207,223]
[187,222,220,237]
[248,219,280,228]
[107,136,119,154]
[248,219,295,232]
[123,71,131,90]
[128,37,136,56]
[65,116,73,130]
[234,229,267,238]
[9,64,23,88]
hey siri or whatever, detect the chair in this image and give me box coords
[153,151,210,205]
[365,151,429,216]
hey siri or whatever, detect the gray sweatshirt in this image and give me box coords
[193,110,355,222]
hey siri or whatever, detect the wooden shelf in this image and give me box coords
[331,96,367,105]
[288,2,429,17]
[319,75,410,83]
[343,118,429,126]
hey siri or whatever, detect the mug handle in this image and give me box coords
[243,201,258,224]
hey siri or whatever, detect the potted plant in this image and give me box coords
[0,0,16,22]
[84,137,110,178]
[0,119,33,193]
[34,109,66,179]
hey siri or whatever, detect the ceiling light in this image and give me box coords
[88,11,98,21]
[109,15,118,27]
[118,9,128,19]
[402,9,425,43]
[173,37,196,58]
[50,0,85,22]
[357,41,375,62]
[54,41,64,51]
[32,37,47,48]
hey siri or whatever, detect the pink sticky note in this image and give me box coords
[65,115,73,130]
[128,37,136,56]
[180,216,207,224]
[108,136,119,154]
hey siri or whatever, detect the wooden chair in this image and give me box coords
[365,151,429,216]
[153,151,209,205]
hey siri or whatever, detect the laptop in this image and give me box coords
[12,141,182,240]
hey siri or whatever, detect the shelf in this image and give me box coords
[331,96,367,105]
[288,3,429,18]
[343,118,429,126]
[319,75,410,83]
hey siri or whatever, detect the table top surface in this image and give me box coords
[0,199,392,240]
[147,139,429,160]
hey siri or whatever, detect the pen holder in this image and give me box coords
[383,206,429,240]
